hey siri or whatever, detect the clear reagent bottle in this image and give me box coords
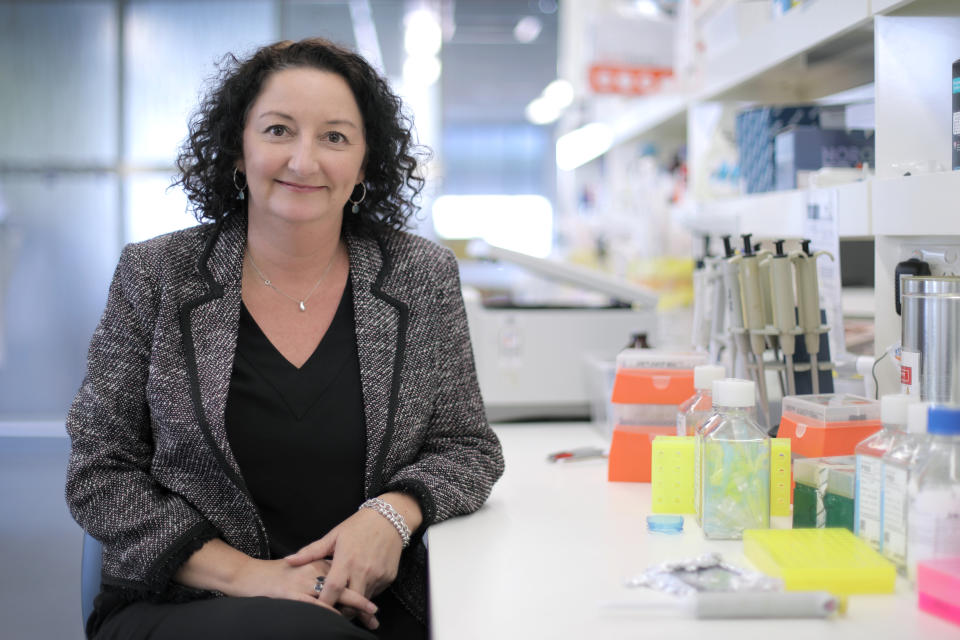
[881,400,928,572]
[854,393,913,551]
[907,405,960,582]
[701,378,770,539]
[678,364,727,437]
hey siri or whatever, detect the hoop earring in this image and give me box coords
[348,183,367,214]
[233,168,247,201]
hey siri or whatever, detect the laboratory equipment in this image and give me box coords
[651,436,695,514]
[792,456,855,529]
[765,240,799,395]
[917,557,960,626]
[778,394,881,458]
[881,400,930,572]
[720,235,749,379]
[545,446,608,463]
[900,275,960,403]
[700,379,770,539]
[608,350,707,482]
[770,438,792,518]
[732,234,772,427]
[600,590,838,619]
[646,514,684,534]
[791,239,834,394]
[463,241,658,422]
[743,528,897,596]
[906,405,960,582]
[854,394,913,551]
[677,364,726,437]
[823,465,855,532]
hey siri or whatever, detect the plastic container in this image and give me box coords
[677,364,726,436]
[880,401,931,572]
[917,557,960,626]
[907,405,960,582]
[854,393,915,551]
[743,528,896,596]
[778,394,882,457]
[824,465,855,532]
[792,456,855,529]
[700,379,770,539]
[611,350,709,407]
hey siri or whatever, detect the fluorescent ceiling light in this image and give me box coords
[403,55,441,86]
[555,123,614,171]
[542,79,574,109]
[525,96,560,125]
[404,9,442,56]
[432,195,553,258]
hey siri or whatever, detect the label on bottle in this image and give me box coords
[882,465,909,566]
[900,349,920,396]
[855,454,883,550]
[907,488,960,580]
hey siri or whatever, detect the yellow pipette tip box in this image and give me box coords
[651,436,695,514]
[743,528,896,595]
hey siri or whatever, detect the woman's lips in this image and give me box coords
[276,179,325,192]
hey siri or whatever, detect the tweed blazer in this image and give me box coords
[65,214,504,625]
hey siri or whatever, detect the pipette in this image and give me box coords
[691,236,712,352]
[600,590,838,619]
[791,240,835,394]
[720,235,747,378]
[756,241,784,394]
[732,234,771,426]
[766,240,798,395]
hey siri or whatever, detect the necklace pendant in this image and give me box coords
[298,300,306,312]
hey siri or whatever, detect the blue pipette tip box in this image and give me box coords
[647,514,684,534]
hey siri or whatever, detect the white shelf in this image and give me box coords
[872,172,960,235]
[584,0,875,146]
[695,0,873,102]
[691,180,872,239]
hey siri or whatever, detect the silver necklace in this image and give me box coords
[246,245,339,312]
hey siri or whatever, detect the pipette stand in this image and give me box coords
[792,309,833,396]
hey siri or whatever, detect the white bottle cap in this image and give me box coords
[906,401,931,434]
[881,393,916,427]
[712,378,756,408]
[694,365,727,390]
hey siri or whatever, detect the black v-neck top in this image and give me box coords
[224,278,367,558]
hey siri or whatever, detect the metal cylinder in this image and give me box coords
[901,276,960,403]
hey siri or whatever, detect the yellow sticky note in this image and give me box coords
[651,436,695,514]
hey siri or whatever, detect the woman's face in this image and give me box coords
[238,66,366,229]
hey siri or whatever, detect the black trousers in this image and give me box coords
[93,591,427,640]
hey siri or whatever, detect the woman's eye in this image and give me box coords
[326,132,346,144]
[267,125,286,136]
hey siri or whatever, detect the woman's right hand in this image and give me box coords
[231,557,380,629]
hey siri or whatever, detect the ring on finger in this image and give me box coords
[314,576,325,595]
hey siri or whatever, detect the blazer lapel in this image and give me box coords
[347,231,408,498]
[178,217,251,500]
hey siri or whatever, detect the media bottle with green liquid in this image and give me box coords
[682,365,726,527]
[700,379,770,539]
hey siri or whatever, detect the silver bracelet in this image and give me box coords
[359,497,411,548]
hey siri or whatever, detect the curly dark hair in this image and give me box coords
[174,38,428,234]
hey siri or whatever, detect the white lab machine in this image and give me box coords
[463,242,658,422]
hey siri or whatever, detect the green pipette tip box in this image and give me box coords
[743,528,896,595]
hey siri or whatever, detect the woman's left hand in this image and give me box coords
[286,492,422,605]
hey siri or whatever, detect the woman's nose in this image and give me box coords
[287,138,320,176]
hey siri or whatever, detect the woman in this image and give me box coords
[66,38,504,640]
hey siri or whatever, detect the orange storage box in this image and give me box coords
[608,350,708,482]
[778,394,882,458]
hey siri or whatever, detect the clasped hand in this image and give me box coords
[285,506,406,628]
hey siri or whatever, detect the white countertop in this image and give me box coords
[427,423,957,640]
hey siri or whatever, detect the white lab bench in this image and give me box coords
[427,424,958,639]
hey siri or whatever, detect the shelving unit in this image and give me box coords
[557,0,960,394]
